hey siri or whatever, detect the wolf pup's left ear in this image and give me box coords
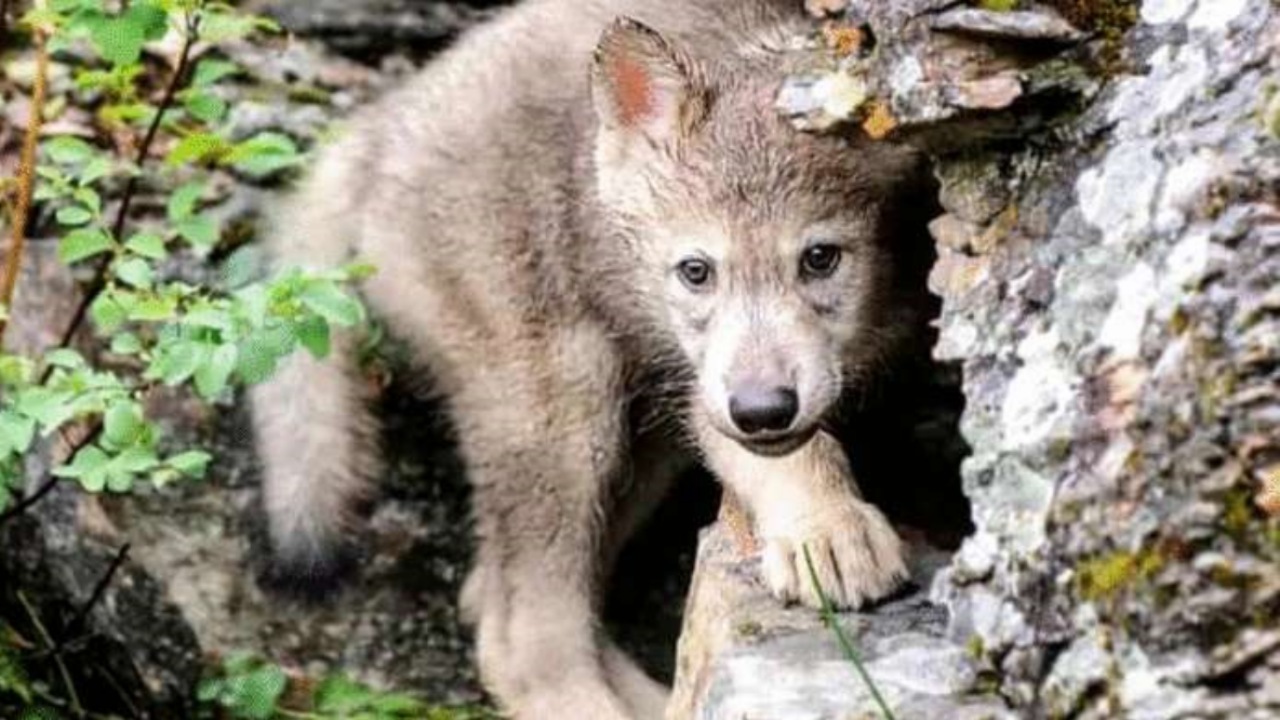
[591,17,710,151]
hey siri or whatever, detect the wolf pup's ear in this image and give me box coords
[591,17,709,151]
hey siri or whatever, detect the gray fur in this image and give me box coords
[251,1,928,717]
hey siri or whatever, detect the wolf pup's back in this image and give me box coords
[252,1,930,718]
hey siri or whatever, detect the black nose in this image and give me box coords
[729,387,799,435]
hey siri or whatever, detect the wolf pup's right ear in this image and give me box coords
[591,17,710,154]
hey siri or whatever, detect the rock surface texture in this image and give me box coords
[674,0,1280,718]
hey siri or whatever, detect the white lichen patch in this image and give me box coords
[1141,0,1197,25]
[1187,0,1251,31]
[1098,263,1158,360]
[1076,140,1163,245]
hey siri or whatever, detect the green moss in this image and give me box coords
[977,0,1020,10]
[1222,488,1256,540]
[1045,0,1139,71]
[734,619,764,641]
[966,634,986,660]
[1075,548,1164,601]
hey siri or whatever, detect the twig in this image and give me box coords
[17,590,84,716]
[802,545,897,720]
[51,9,203,359]
[0,420,102,525]
[61,542,132,649]
[0,8,49,347]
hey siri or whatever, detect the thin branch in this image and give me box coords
[18,590,84,716]
[0,11,49,347]
[0,420,102,526]
[51,10,203,359]
[60,542,132,649]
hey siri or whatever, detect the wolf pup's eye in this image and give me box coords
[800,244,842,280]
[677,257,714,290]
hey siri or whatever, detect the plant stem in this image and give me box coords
[0,8,49,348]
[17,590,84,717]
[52,9,202,357]
[802,545,897,720]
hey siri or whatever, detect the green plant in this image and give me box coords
[802,545,897,720]
[0,0,355,514]
[0,1,374,717]
[198,655,498,720]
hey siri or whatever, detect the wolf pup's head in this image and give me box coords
[590,18,933,456]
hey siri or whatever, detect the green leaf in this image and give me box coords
[0,412,37,456]
[128,294,178,322]
[235,326,296,385]
[167,450,212,478]
[102,401,145,449]
[80,157,113,185]
[294,315,331,358]
[300,281,363,327]
[86,1,169,66]
[224,132,302,177]
[58,228,114,264]
[46,136,96,165]
[110,333,144,355]
[149,340,205,386]
[44,348,85,369]
[91,292,129,333]
[222,663,287,720]
[125,232,167,260]
[183,90,228,123]
[56,205,94,226]
[166,133,229,166]
[167,182,204,222]
[15,387,76,429]
[115,257,154,289]
[194,343,237,399]
[193,58,241,87]
[55,445,110,492]
[176,216,219,248]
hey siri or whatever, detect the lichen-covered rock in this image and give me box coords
[668,524,1010,720]
[679,0,1279,718]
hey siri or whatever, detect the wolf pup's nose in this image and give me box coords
[729,387,799,435]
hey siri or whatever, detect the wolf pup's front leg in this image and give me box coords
[453,324,663,720]
[696,416,908,609]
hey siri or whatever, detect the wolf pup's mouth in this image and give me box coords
[736,427,817,458]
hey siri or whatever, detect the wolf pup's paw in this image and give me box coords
[759,498,908,610]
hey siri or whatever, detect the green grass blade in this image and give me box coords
[802,545,897,720]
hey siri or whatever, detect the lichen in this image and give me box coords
[1075,547,1164,601]
[1044,0,1138,71]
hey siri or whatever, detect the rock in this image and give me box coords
[244,0,510,58]
[668,523,1011,720]
[679,0,1280,717]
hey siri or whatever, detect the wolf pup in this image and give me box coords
[252,0,933,717]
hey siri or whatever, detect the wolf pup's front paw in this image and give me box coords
[759,497,908,610]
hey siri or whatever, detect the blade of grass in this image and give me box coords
[802,544,897,720]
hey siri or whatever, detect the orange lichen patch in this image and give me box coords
[1257,464,1280,517]
[609,53,655,127]
[1097,361,1147,431]
[861,99,898,140]
[822,22,865,57]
